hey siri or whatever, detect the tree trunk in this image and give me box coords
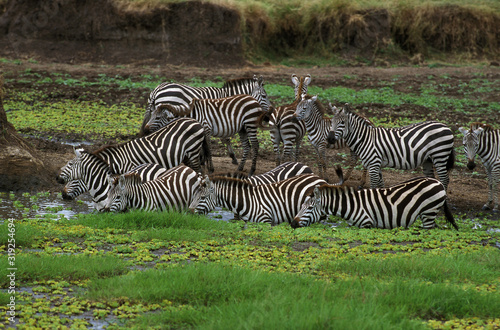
[0,76,54,191]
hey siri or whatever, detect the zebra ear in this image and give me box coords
[303,74,311,86]
[291,74,299,86]
[313,185,321,202]
[74,147,84,158]
[257,75,264,85]
[343,103,351,113]
[311,95,318,102]
[474,127,484,136]
[458,127,468,135]
[118,175,127,190]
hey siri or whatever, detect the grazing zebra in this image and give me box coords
[192,161,314,216]
[459,123,500,212]
[144,95,268,176]
[328,104,455,190]
[95,117,208,175]
[56,149,169,211]
[142,75,271,165]
[269,74,311,166]
[294,95,366,181]
[189,173,328,225]
[292,176,458,230]
[103,164,202,213]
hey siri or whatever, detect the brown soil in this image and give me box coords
[1,60,499,220]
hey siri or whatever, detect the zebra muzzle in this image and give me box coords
[56,176,66,184]
[327,132,337,144]
[467,160,476,171]
[290,218,301,229]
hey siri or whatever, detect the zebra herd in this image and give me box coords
[57,73,500,230]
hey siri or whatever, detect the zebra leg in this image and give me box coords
[202,130,215,174]
[270,128,282,167]
[248,130,260,176]
[484,166,499,212]
[237,131,250,173]
[294,138,301,163]
[222,137,239,165]
[422,158,435,177]
[419,211,439,229]
[368,165,384,188]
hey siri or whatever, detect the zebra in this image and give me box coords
[94,117,209,175]
[142,75,271,165]
[189,173,331,225]
[191,161,314,216]
[269,74,311,166]
[56,149,170,211]
[294,95,366,182]
[102,164,202,213]
[292,176,458,230]
[328,104,455,190]
[459,123,500,212]
[143,95,269,176]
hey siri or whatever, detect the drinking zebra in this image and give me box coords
[142,75,271,165]
[143,95,269,176]
[191,161,314,216]
[103,164,202,213]
[94,117,209,175]
[328,104,455,190]
[189,173,331,225]
[269,74,311,166]
[292,176,458,230]
[294,95,366,182]
[459,123,499,212]
[57,149,170,211]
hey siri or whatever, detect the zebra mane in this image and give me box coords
[122,172,143,184]
[208,174,254,188]
[347,109,375,127]
[302,94,327,115]
[470,122,494,132]
[222,77,256,89]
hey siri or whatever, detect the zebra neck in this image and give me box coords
[343,118,374,154]
[82,159,111,202]
[216,181,252,215]
[478,131,499,162]
[303,107,327,134]
[323,187,359,220]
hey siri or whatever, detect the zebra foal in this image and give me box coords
[103,164,202,213]
[328,104,455,190]
[459,123,500,212]
[292,176,458,230]
[144,95,269,176]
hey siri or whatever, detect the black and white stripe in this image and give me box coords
[328,104,455,190]
[269,74,310,166]
[189,173,327,225]
[103,164,201,212]
[144,95,267,176]
[191,161,314,216]
[142,75,271,165]
[459,123,500,211]
[95,117,208,175]
[56,149,169,211]
[292,176,458,230]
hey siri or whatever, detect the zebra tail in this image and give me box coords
[446,148,455,172]
[201,136,213,172]
[256,111,272,130]
[443,200,458,230]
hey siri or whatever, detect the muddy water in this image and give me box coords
[0,191,234,221]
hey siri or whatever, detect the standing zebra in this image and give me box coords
[189,173,328,225]
[191,161,314,216]
[103,164,202,213]
[94,117,208,175]
[142,75,271,165]
[269,74,311,166]
[144,95,268,176]
[57,149,170,211]
[328,104,455,190]
[292,176,458,230]
[459,123,500,212]
[294,95,365,181]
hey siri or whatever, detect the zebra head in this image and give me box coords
[143,103,185,135]
[56,148,87,184]
[249,75,271,113]
[459,126,483,171]
[291,74,311,101]
[102,173,136,212]
[327,104,349,144]
[291,185,323,228]
[62,180,87,200]
[294,94,317,121]
[189,175,217,215]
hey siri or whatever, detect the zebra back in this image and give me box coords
[293,176,457,230]
[103,164,201,212]
[95,117,206,175]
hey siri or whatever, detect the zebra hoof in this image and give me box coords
[231,159,238,165]
[482,204,492,211]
